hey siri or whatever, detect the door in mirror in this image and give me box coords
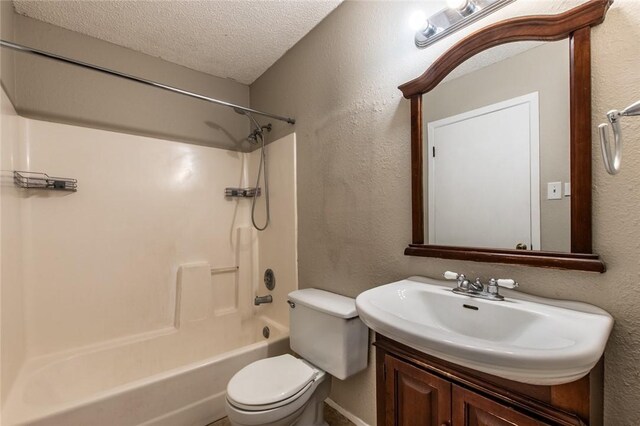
[423,41,570,252]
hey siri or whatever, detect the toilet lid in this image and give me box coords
[227,354,317,407]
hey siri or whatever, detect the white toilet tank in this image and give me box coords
[287,289,368,380]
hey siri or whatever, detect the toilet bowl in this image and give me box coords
[225,355,330,426]
[224,289,369,426]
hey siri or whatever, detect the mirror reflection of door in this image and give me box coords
[427,93,540,250]
[422,40,571,252]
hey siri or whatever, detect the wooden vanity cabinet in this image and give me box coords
[376,334,603,426]
[384,355,452,425]
[452,386,551,426]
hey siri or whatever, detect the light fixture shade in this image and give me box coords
[446,0,470,10]
[421,20,438,37]
[409,10,428,31]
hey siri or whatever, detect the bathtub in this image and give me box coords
[3,316,289,426]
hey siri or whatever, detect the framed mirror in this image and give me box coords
[399,0,612,272]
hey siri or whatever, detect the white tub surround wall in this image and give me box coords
[249,133,298,327]
[16,118,253,357]
[176,228,256,326]
[1,88,26,405]
[0,101,299,425]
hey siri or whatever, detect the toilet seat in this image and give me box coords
[227,381,314,411]
[226,354,319,411]
[225,355,329,425]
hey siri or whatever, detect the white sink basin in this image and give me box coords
[355,276,613,385]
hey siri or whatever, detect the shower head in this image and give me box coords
[233,107,273,230]
[235,108,271,144]
[247,124,272,144]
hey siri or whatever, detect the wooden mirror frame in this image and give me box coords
[399,0,612,273]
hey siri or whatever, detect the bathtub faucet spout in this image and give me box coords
[254,295,273,306]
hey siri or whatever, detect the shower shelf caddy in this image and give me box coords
[13,171,78,192]
[224,187,261,198]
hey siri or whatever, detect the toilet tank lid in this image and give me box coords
[288,289,358,319]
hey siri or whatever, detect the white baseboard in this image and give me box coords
[325,398,371,426]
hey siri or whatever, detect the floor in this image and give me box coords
[208,402,355,426]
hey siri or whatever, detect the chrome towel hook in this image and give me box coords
[598,99,640,175]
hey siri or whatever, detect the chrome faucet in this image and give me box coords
[443,271,518,301]
[443,272,484,293]
[254,295,273,306]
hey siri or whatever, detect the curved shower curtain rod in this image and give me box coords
[0,39,296,125]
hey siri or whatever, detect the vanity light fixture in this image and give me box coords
[414,0,515,49]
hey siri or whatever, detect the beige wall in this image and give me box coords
[0,0,15,103]
[250,0,640,424]
[424,40,571,252]
[1,3,252,152]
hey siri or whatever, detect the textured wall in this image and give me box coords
[250,0,640,424]
[2,6,252,152]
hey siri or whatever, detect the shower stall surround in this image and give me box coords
[0,88,298,426]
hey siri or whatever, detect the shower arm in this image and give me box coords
[235,107,264,132]
[0,39,296,125]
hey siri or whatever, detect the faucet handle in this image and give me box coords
[487,278,518,295]
[444,271,472,291]
[443,271,461,280]
[495,278,518,289]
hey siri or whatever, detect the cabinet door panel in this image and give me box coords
[453,385,552,426]
[385,355,452,426]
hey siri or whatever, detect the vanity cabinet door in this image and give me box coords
[385,355,452,426]
[452,385,552,426]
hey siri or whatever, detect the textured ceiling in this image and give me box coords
[13,0,342,85]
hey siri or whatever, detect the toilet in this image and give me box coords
[225,288,369,426]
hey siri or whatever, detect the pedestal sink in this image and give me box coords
[355,276,613,385]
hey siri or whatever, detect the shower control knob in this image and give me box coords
[264,269,275,290]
